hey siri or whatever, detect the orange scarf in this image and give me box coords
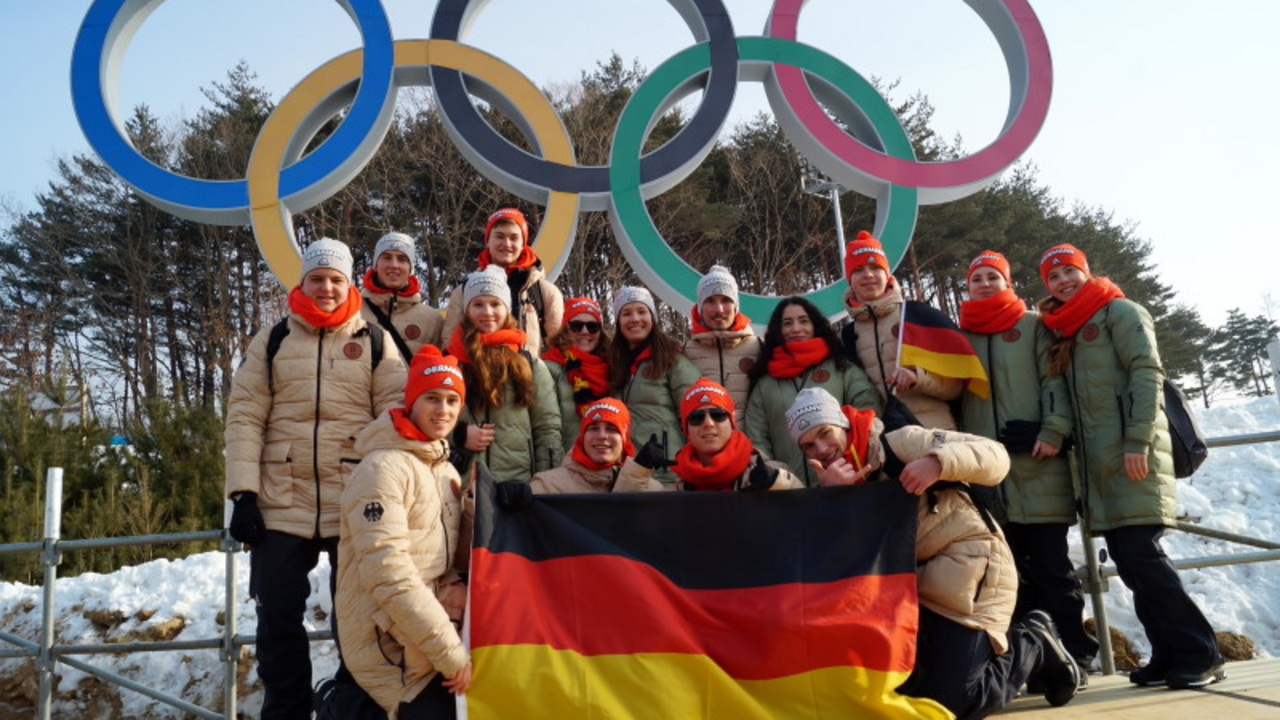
[959,288,1026,334]
[478,245,538,272]
[1041,277,1125,338]
[361,268,421,297]
[672,431,755,492]
[543,346,610,415]
[287,285,362,328]
[766,338,830,379]
[389,407,431,442]
[690,306,753,334]
[446,327,528,364]
[569,432,635,472]
[841,406,877,476]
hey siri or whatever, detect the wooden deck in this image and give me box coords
[998,657,1280,719]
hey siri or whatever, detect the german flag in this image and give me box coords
[462,468,952,719]
[898,300,990,399]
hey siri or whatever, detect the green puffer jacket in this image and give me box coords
[744,356,881,486]
[545,360,582,455]
[458,354,563,483]
[619,353,702,485]
[1060,298,1176,533]
[961,312,1075,524]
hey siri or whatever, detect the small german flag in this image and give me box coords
[462,468,952,719]
[898,300,990,399]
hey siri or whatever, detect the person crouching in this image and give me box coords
[665,379,802,492]
[786,387,1082,719]
[531,398,665,494]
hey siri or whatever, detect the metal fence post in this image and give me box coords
[1080,529,1115,675]
[37,468,64,720]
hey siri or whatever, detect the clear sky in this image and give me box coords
[2,0,1276,327]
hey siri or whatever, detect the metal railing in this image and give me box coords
[0,469,335,719]
[1080,430,1280,676]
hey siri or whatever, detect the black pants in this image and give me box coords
[1005,522,1098,663]
[250,530,339,720]
[1104,524,1220,670]
[898,608,1041,720]
[399,674,457,719]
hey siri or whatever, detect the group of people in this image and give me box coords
[225,208,1224,720]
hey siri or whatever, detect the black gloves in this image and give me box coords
[998,420,1043,454]
[633,434,675,470]
[228,492,265,545]
[495,481,533,509]
[745,461,779,492]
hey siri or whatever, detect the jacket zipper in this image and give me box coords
[313,327,326,539]
[716,337,726,385]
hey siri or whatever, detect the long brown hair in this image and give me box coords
[460,313,535,411]
[1036,296,1076,377]
[607,307,680,394]
[748,296,847,387]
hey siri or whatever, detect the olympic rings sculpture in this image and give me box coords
[72,0,1052,319]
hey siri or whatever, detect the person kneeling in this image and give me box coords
[786,387,1081,719]
[665,379,803,492]
[531,398,666,494]
[332,345,472,720]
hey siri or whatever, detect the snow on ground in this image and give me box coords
[0,395,1278,717]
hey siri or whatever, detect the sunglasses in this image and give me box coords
[568,320,602,334]
[687,408,731,426]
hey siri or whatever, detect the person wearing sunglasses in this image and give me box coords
[667,379,801,492]
[681,265,761,425]
[607,286,702,486]
[542,297,613,455]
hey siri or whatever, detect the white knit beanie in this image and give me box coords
[463,265,511,310]
[611,286,658,323]
[300,238,353,283]
[697,264,739,308]
[786,387,850,442]
[374,232,416,265]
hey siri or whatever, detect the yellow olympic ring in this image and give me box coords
[247,39,580,287]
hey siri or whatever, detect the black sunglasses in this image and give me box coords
[568,320,602,333]
[687,408,731,425]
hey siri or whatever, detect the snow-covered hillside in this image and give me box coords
[2,396,1278,718]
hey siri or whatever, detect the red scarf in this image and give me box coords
[569,433,634,472]
[478,246,538,272]
[446,327,528,364]
[690,306,753,334]
[543,346,610,415]
[766,338,830,379]
[389,407,431,442]
[672,431,755,491]
[628,346,654,378]
[1041,277,1125,338]
[288,285,362,328]
[841,406,877,475]
[959,288,1026,334]
[361,268,421,297]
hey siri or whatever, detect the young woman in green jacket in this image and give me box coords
[1038,243,1222,689]
[958,250,1095,669]
[607,286,701,485]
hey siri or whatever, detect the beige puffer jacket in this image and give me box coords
[224,312,406,538]
[336,412,467,716]
[682,326,761,426]
[531,457,666,494]
[360,286,444,356]
[442,264,564,355]
[880,424,1016,653]
[843,286,962,429]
